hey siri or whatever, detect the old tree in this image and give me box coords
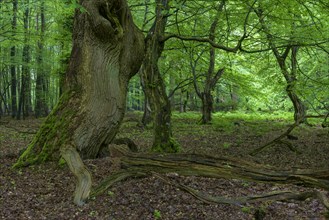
[14,0,144,205]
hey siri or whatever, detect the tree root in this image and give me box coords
[91,170,147,197]
[61,146,92,206]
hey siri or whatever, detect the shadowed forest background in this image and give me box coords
[0,0,329,219]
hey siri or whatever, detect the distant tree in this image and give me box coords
[190,2,225,124]
[17,0,32,120]
[246,1,329,123]
[10,0,18,118]
[35,0,49,118]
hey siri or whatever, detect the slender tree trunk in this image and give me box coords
[289,46,306,123]
[256,9,306,124]
[2,68,10,115]
[190,2,225,124]
[274,47,306,124]
[17,2,31,120]
[230,85,238,111]
[139,0,153,126]
[179,90,188,113]
[10,0,18,118]
[141,97,152,126]
[141,0,179,153]
[169,74,175,108]
[35,0,48,118]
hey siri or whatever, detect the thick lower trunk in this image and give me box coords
[201,92,213,124]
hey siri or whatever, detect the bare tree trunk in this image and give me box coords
[10,0,18,118]
[17,1,31,120]
[35,0,49,118]
[288,46,306,123]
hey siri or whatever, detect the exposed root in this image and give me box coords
[91,170,147,197]
[61,146,92,206]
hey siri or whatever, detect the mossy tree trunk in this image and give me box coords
[141,0,179,153]
[14,0,144,205]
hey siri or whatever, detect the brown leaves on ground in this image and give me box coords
[1,114,329,219]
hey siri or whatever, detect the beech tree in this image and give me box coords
[140,0,179,152]
[14,0,145,205]
[10,0,18,118]
[189,2,225,124]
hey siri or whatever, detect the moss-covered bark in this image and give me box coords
[141,0,179,153]
[14,90,80,167]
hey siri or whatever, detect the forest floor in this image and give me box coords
[1,111,329,220]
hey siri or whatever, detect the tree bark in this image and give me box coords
[10,0,18,118]
[141,0,179,152]
[17,1,32,120]
[201,92,213,123]
[35,0,49,118]
[14,1,144,205]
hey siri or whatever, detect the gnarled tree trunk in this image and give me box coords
[191,2,225,124]
[141,0,179,153]
[14,0,144,205]
[256,10,306,125]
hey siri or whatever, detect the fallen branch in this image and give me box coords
[90,147,329,213]
[92,145,329,198]
[152,172,329,208]
[249,121,300,156]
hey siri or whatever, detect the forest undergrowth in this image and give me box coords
[1,111,328,219]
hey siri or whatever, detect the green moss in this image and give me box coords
[58,157,67,167]
[13,90,79,168]
[151,138,180,153]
